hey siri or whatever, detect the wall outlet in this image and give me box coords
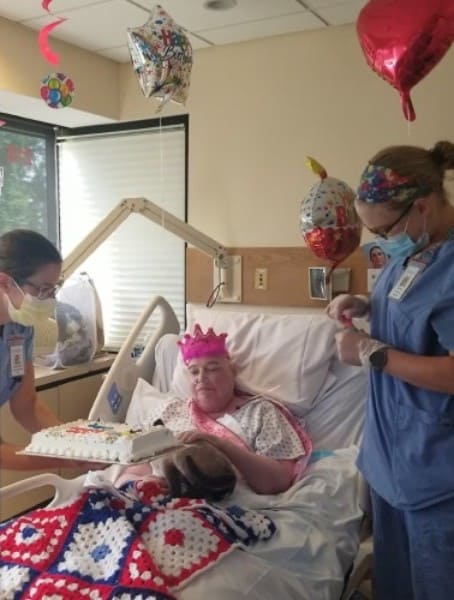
[254,268,268,290]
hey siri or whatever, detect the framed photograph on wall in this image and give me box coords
[308,266,331,301]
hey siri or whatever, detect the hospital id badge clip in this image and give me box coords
[9,338,25,377]
[388,260,425,301]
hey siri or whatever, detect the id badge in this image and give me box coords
[388,261,424,301]
[10,343,25,377]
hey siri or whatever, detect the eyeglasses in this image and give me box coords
[365,202,414,240]
[21,279,63,299]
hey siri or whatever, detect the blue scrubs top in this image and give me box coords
[0,322,34,409]
[357,238,454,509]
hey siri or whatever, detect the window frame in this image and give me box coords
[0,112,58,244]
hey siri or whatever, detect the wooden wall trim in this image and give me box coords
[186,247,367,308]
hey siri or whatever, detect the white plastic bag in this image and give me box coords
[47,272,104,368]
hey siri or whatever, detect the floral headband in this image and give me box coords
[357,163,431,204]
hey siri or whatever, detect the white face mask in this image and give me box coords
[7,293,56,327]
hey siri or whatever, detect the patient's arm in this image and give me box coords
[177,430,295,495]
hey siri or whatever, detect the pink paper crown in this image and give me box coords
[178,323,229,364]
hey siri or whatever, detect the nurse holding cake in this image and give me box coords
[0,228,82,470]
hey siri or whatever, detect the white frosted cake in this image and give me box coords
[24,419,177,463]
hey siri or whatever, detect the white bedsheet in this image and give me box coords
[125,382,363,599]
[180,447,363,600]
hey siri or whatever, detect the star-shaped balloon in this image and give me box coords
[127,5,193,110]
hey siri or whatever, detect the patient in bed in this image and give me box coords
[119,324,312,496]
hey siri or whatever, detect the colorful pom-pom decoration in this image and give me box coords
[40,72,75,109]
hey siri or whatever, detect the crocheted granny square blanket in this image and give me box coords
[0,480,275,599]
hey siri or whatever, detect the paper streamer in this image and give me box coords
[42,0,53,11]
[38,18,66,65]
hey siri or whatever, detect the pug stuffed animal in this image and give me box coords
[160,440,237,502]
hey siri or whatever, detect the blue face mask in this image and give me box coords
[379,230,429,259]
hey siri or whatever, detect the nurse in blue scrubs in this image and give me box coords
[327,140,454,600]
[0,229,69,470]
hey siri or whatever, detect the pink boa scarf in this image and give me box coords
[189,395,312,482]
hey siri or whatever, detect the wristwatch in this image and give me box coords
[369,346,389,370]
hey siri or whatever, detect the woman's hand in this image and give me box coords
[326,293,370,323]
[335,329,371,366]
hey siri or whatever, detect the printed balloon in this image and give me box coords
[357,0,454,121]
[300,157,362,266]
[127,5,193,110]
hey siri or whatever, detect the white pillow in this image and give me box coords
[303,358,367,449]
[170,308,338,414]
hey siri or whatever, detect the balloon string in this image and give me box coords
[325,262,338,283]
[159,115,164,227]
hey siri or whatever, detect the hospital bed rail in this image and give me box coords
[88,295,180,423]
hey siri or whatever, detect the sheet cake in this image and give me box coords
[24,419,177,463]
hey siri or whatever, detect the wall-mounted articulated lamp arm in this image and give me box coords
[61,197,229,280]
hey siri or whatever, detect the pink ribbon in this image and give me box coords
[189,399,251,451]
[189,396,313,482]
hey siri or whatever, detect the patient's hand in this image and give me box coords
[114,462,154,486]
[177,430,220,448]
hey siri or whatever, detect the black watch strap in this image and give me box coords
[369,346,389,370]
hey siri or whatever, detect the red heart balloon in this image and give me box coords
[357,0,454,121]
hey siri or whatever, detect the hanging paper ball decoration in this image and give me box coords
[40,73,75,109]
[300,157,362,267]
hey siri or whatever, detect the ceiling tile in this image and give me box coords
[186,32,214,50]
[313,0,367,25]
[130,0,305,31]
[305,0,359,7]
[96,45,132,62]
[0,0,110,22]
[21,0,149,52]
[198,11,325,45]
[97,32,210,63]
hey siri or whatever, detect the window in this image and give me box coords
[0,115,57,242]
[57,116,188,350]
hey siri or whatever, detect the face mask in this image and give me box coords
[378,215,429,259]
[7,294,56,327]
[379,230,430,259]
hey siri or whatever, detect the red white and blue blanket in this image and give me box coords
[0,480,275,599]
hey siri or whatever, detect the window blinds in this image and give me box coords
[57,124,186,350]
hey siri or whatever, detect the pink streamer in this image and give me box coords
[38,18,66,65]
[42,0,53,11]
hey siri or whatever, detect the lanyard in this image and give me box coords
[388,230,454,302]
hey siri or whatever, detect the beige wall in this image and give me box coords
[119,24,454,247]
[0,18,453,247]
[0,17,119,119]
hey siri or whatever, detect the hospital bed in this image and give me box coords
[0,297,372,600]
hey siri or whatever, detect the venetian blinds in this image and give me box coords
[57,123,186,350]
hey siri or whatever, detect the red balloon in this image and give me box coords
[357,0,454,121]
[304,226,361,264]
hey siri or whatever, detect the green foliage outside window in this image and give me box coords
[0,129,50,237]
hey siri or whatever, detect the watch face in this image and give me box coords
[370,348,387,369]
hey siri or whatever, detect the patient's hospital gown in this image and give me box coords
[131,394,305,460]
